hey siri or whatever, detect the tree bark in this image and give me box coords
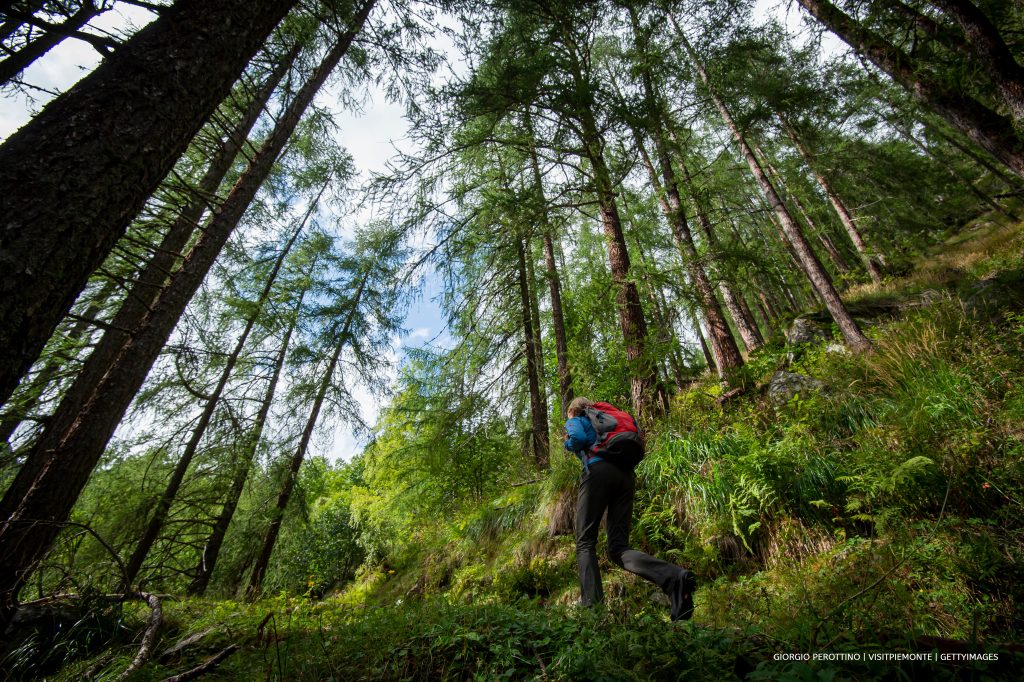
[0,3,374,628]
[0,0,299,409]
[778,116,885,282]
[0,279,117,449]
[626,224,689,391]
[559,35,658,414]
[761,156,857,280]
[787,189,853,275]
[245,275,367,600]
[122,188,318,589]
[523,236,549,426]
[691,311,717,374]
[633,130,745,373]
[625,10,747,369]
[681,36,871,351]
[794,0,1024,179]
[928,0,1024,124]
[516,234,549,469]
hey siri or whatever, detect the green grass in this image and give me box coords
[54,592,1024,681]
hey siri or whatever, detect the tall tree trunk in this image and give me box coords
[541,232,574,418]
[586,136,658,411]
[7,44,299,463]
[682,38,870,350]
[627,226,689,391]
[760,156,858,280]
[188,283,306,597]
[524,111,574,417]
[751,291,776,335]
[0,0,299,409]
[516,234,549,469]
[752,198,823,310]
[122,188,319,589]
[0,279,117,449]
[778,116,885,282]
[928,0,1024,124]
[245,275,367,600]
[632,131,744,375]
[0,4,374,627]
[794,0,1024,179]
[0,2,105,86]
[691,311,717,374]
[677,159,764,351]
[523,236,549,421]
[623,13,746,370]
[787,189,854,276]
[561,41,658,413]
[721,203,792,320]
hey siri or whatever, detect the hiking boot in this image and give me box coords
[668,568,696,621]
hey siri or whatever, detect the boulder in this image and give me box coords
[897,289,945,312]
[785,316,830,345]
[767,370,825,405]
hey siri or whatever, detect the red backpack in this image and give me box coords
[584,401,645,470]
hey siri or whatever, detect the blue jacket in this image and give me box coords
[564,415,597,453]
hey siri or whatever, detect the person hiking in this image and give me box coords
[563,397,696,620]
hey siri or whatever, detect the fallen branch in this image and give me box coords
[160,644,240,682]
[17,592,174,609]
[158,627,217,664]
[255,611,274,645]
[118,593,163,680]
[716,386,746,405]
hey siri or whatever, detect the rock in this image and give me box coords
[650,590,670,607]
[897,289,945,311]
[785,316,830,345]
[767,370,825,405]
[825,342,848,355]
[963,277,1024,318]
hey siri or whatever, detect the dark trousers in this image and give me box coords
[575,460,680,605]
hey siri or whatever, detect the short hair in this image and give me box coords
[567,397,593,417]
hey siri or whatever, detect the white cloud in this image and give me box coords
[404,327,431,343]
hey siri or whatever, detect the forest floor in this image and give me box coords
[21,217,1024,680]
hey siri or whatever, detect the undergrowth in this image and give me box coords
[31,221,1024,680]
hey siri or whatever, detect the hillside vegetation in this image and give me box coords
[20,218,1023,681]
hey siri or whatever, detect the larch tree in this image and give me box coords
[246,223,406,599]
[0,0,300,410]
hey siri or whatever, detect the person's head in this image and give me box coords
[566,397,593,418]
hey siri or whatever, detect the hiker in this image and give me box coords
[563,397,696,620]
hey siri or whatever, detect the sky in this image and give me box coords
[1,0,824,463]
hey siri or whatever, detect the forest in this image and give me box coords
[1,0,1023,679]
